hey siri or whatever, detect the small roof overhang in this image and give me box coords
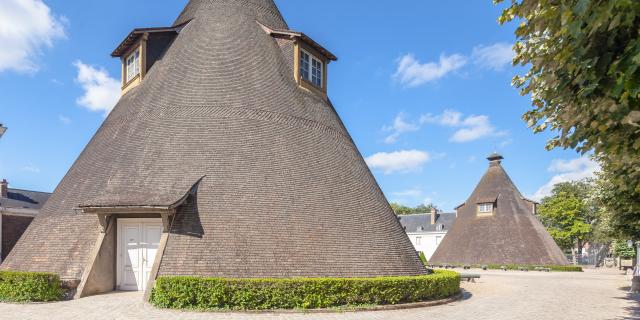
[111,25,183,57]
[521,197,540,205]
[476,196,498,204]
[0,207,39,217]
[258,22,338,62]
[454,202,465,210]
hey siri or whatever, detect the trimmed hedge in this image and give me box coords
[433,263,583,272]
[0,271,62,302]
[151,270,460,311]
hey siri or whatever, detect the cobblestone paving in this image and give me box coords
[1,268,637,320]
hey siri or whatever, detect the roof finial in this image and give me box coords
[487,152,504,163]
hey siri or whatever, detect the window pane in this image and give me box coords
[300,51,310,81]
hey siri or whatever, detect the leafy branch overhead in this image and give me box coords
[496,0,640,239]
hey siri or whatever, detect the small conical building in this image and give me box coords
[2,0,426,298]
[430,153,568,266]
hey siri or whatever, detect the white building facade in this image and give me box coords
[398,209,456,261]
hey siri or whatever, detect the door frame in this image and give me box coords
[116,218,163,291]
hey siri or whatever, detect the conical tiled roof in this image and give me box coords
[430,155,569,266]
[2,0,426,281]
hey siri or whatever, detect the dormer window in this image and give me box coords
[299,49,323,88]
[478,203,493,213]
[126,49,140,83]
[258,22,337,100]
[112,24,183,95]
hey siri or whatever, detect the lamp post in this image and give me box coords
[629,240,640,293]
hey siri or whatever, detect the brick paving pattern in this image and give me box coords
[1,268,638,320]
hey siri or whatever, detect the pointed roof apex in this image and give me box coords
[487,152,504,163]
[174,0,287,29]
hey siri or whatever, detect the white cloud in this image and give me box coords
[394,53,467,87]
[420,109,507,143]
[531,156,600,201]
[391,188,423,198]
[21,165,41,173]
[58,115,71,125]
[383,113,420,144]
[365,150,430,174]
[0,0,65,73]
[472,43,514,71]
[74,61,120,115]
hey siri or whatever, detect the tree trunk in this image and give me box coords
[571,247,577,265]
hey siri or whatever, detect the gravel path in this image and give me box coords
[2,268,637,320]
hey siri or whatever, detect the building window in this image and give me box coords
[126,49,140,83]
[416,237,422,245]
[299,49,323,88]
[436,224,444,231]
[478,203,493,213]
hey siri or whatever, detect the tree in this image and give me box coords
[538,181,594,263]
[496,0,640,240]
[389,202,436,215]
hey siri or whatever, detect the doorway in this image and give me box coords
[116,219,162,291]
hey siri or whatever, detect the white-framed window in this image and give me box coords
[416,236,422,245]
[126,49,140,83]
[299,49,323,88]
[478,203,493,213]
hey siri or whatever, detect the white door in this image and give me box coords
[117,219,162,291]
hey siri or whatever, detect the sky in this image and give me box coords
[0,0,598,211]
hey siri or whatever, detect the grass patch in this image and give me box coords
[150,270,460,311]
[0,271,62,302]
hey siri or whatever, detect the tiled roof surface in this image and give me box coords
[430,157,569,266]
[398,213,456,233]
[3,0,426,280]
[0,189,50,211]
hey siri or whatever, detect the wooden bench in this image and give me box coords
[459,273,481,282]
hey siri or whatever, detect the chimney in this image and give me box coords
[430,207,438,225]
[1,179,8,198]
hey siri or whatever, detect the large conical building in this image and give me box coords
[2,0,426,298]
[430,153,568,266]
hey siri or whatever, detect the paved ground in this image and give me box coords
[1,268,637,320]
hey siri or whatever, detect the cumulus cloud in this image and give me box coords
[0,0,65,73]
[74,61,120,115]
[383,113,420,144]
[365,150,431,174]
[531,156,600,201]
[471,43,514,71]
[393,53,467,87]
[420,110,507,143]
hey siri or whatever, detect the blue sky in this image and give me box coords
[0,0,597,211]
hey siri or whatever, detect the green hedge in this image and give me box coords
[0,271,62,302]
[150,270,460,311]
[433,263,582,272]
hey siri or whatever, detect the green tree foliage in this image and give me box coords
[390,203,436,215]
[612,239,636,259]
[496,0,640,239]
[538,181,594,258]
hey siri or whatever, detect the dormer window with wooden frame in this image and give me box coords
[112,24,186,95]
[125,49,141,83]
[299,49,323,88]
[259,22,337,99]
[478,203,493,214]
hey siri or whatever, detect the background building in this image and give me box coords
[0,179,50,261]
[399,208,456,261]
